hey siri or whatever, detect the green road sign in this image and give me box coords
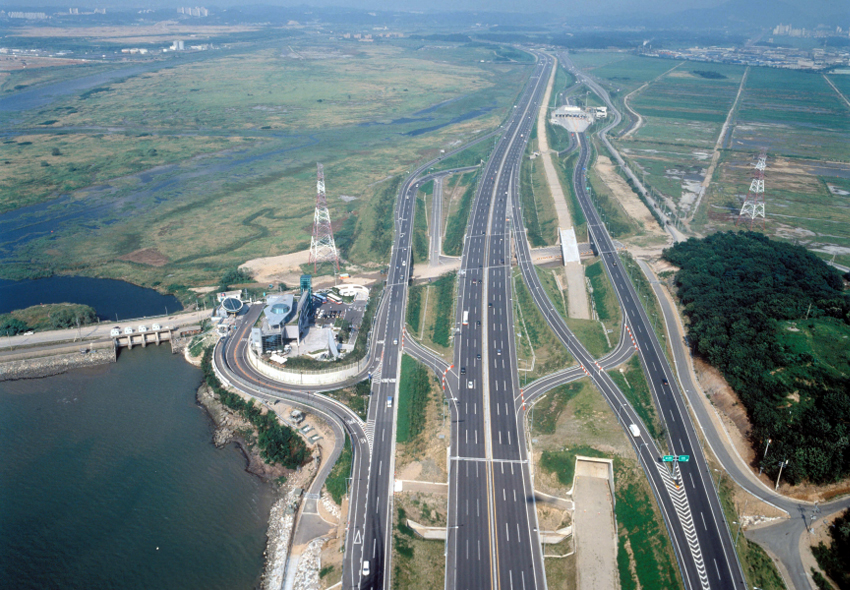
[662,455,676,462]
[678,455,690,462]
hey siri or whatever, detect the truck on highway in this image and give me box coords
[462,311,469,326]
[628,424,641,437]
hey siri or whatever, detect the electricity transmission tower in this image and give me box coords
[736,149,767,229]
[309,163,339,273]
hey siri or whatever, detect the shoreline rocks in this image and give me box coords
[194,378,324,590]
[0,347,116,381]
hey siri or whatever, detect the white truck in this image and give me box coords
[628,424,641,438]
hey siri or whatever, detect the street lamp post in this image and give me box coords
[758,438,772,476]
[775,459,789,491]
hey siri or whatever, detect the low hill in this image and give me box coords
[663,231,850,485]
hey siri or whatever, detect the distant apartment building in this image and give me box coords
[177,6,209,17]
[9,12,48,19]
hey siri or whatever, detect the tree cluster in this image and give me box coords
[663,231,850,484]
[219,267,253,291]
[201,347,307,469]
[0,316,29,336]
[812,508,850,589]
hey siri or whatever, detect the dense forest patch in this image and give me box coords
[663,231,850,484]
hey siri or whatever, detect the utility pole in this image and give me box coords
[735,500,749,546]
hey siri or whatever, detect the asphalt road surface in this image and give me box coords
[505,51,746,589]
[640,259,850,590]
[215,133,502,590]
[445,53,553,590]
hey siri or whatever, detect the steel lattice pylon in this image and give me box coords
[309,163,339,273]
[736,149,767,229]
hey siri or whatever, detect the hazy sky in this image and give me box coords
[255,0,731,13]
[61,0,730,16]
[29,0,843,20]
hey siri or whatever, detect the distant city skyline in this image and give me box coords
[9,0,846,23]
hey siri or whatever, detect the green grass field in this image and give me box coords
[443,171,478,256]
[585,259,623,333]
[522,131,559,247]
[512,269,574,380]
[397,355,432,443]
[531,382,583,435]
[590,54,850,262]
[540,445,607,487]
[2,39,531,293]
[429,272,456,349]
[699,153,850,265]
[608,355,664,444]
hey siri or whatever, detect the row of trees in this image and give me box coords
[201,347,308,469]
[663,232,850,484]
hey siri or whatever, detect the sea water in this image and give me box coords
[0,345,273,590]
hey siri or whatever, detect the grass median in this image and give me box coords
[512,268,574,382]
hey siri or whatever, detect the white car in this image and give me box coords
[362,560,370,576]
[138,325,148,333]
[123,327,133,335]
[468,380,474,389]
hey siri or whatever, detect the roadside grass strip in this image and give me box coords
[607,355,664,444]
[396,355,431,444]
[429,272,456,348]
[325,434,352,505]
[443,172,479,256]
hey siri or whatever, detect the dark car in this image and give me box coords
[661,378,668,386]
[476,353,481,360]
[460,367,466,375]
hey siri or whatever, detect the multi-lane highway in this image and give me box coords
[215,46,754,590]
[505,52,746,590]
[215,132,501,589]
[445,53,554,590]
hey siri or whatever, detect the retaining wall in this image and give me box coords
[246,346,367,387]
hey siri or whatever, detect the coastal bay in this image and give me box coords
[0,345,274,590]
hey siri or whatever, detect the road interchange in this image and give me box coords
[211,48,777,590]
